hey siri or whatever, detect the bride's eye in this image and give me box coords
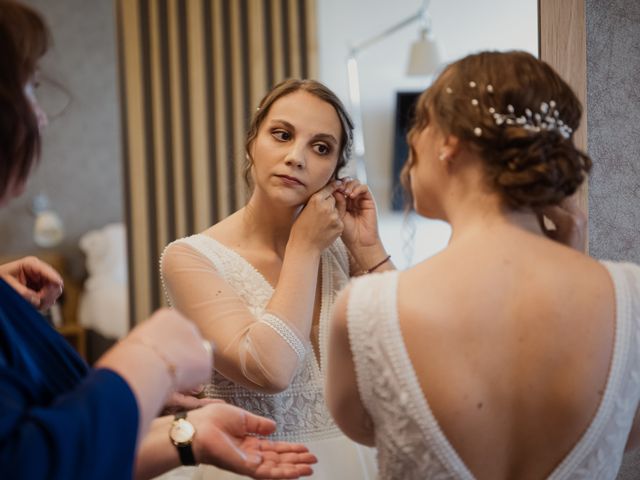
[313,143,331,155]
[272,129,291,141]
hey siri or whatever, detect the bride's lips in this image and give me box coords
[275,174,305,187]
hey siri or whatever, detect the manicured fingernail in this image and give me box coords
[194,384,205,394]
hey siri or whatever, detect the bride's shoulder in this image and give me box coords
[201,211,245,244]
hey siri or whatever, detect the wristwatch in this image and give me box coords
[169,411,197,466]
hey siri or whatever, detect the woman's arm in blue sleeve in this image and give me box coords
[0,368,139,480]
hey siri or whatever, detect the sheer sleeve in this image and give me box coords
[161,241,308,393]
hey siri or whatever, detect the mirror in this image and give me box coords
[0,0,541,354]
[316,0,538,268]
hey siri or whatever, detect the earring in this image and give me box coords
[438,152,448,161]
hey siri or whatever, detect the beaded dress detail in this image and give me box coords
[347,263,640,479]
[162,234,350,442]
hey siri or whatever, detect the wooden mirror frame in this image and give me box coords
[539,0,588,234]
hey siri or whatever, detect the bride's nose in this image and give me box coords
[284,144,305,169]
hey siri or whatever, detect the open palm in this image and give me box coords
[192,403,316,479]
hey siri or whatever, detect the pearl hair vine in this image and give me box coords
[446,81,574,140]
[491,101,573,139]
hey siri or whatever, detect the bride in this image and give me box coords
[160,79,392,479]
[326,50,640,480]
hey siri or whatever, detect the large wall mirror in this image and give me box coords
[119,0,586,326]
[0,0,585,359]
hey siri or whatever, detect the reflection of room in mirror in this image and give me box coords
[378,212,452,270]
[318,0,537,266]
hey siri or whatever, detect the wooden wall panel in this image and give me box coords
[116,0,318,324]
[539,0,589,239]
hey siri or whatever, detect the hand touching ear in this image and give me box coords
[291,181,344,254]
[536,197,587,252]
[334,178,380,249]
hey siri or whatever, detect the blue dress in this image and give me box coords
[0,279,139,479]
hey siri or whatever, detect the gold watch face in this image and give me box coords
[170,418,195,445]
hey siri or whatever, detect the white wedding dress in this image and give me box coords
[157,234,376,480]
[346,262,640,479]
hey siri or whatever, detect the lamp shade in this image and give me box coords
[406,29,441,76]
[34,210,65,248]
[32,194,64,248]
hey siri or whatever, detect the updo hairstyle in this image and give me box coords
[408,50,591,209]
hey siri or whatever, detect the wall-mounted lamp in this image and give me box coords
[406,11,441,76]
[32,193,65,248]
[346,0,442,182]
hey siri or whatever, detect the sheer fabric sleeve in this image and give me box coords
[161,241,308,393]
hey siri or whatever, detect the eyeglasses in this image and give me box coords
[27,73,72,120]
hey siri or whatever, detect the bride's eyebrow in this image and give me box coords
[269,119,338,145]
[311,133,338,146]
[269,119,295,130]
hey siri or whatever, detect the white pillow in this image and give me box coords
[77,222,129,339]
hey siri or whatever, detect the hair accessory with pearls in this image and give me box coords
[457,81,573,140]
[491,100,573,139]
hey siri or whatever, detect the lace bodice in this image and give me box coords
[162,234,350,442]
[347,262,640,479]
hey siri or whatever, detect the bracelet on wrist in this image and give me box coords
[362,254,391,274]
[130,338,178,391]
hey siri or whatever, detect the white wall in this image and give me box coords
[317,0,537,268]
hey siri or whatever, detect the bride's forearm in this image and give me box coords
[265,241,321,339]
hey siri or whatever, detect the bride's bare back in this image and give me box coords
[399,228,615,479]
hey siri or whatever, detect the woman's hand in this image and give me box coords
[191,403,317,479]
[289,181,344,254]
[536,196,587,252]
[334,178,380,250]
[0,256,64,309]
[161,390,224,416]
[124,308,214,394]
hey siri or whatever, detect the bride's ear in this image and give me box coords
[438,134,461,164]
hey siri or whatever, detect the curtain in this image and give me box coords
[115,0,318,325]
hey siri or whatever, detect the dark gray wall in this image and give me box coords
[588,0,640,263]
[587,1,640,478]
[0,0,123,275]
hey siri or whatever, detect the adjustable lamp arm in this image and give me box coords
[349,0,430,56]
[345,0,432,182]
[350,12,421,56]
